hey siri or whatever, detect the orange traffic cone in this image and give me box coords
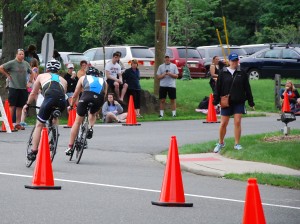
[282,91,291,113]
[242,178,266,224]
[152,136,193,207]
[203,93,220,123]
[25,127,61,190]
[122,95,140,126]
[64,106,76,128]
[1,100,16,132]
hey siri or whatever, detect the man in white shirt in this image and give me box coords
[105,52,123,99]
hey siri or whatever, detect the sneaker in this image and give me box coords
[172,114,176,117]
[15,124,25,130]
[213,142,225,153]
[234,144,243,150]
[20,122,28,127]
[65,147,73,156]
[158,115,163,119]
[27,151,37,161]
[137,114,143,118]
[86,128,93,139]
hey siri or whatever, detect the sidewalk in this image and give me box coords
[155,153,300,177]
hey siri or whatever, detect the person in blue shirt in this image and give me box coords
[65,67,107,155]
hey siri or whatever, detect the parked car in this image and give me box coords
[83,45,155,77]
[240,44,269,55]
[196,45,247,71]
[239,45,300,80]
[38,52,88,69]
[150,46,206,78]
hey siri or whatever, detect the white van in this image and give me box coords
[83,45,155,77]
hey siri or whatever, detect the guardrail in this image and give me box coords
[274,74,300,109]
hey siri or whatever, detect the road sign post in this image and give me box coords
[41,33,54,72]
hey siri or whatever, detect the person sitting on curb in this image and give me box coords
[102,93,127,123]
[279,80,300,112]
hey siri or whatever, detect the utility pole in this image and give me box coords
[154,0,167,96]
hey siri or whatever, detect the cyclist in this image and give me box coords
[65,66,107,155]
[23,59,67,162]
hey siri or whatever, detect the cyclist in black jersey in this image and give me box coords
[65,66,107,155]
[23,59,67,162]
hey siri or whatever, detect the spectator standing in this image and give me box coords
[24,44,40,64]
[64,63,78,105]
[121,59,142,117]
[77,60,88,79]
[0,49,34,130]
[156,53,179,118]
[105,52,124,99]
[102,93,127,123]
[209,56,220,92]
[213,53,255,153]
[279,80,300,111]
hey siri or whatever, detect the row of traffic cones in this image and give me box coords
[152,136,266,223]
[1,100,16,132]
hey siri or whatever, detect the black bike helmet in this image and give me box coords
[86,66,101,77]
[46,59,61,72]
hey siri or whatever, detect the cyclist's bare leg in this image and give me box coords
[32,120,45,152]
[52,117,59,125]
[68,114,84,146]
[88,113,97,128]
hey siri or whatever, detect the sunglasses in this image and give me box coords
[17,48,24,52]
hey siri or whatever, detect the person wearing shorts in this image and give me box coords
[156,53,179,118]
[213,53,255,153]
[65,67,107,156]
[23,59,67,162]
[0,49,34,130]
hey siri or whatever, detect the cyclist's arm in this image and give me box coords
[23,76,41,111]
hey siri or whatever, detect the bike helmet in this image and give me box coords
[46,59,61,72]
[86,66,101,77]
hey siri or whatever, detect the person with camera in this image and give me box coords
[156,53,179,118]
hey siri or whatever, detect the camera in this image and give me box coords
[166,70,169,73]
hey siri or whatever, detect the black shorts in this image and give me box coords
[159,87,176,100]
[37,97,66,123]
[8,88,28,107]
[107,79,123,90]
[77,91,105,116]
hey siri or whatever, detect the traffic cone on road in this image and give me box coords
[152,136,193,207]
[122,95,140,126]
[25,127,61,190]
[64,106,76,128]
[203,93,220,123]
[281,91,291,113]
[242,178,266,224]
[1,100,16,132]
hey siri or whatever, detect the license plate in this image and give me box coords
[189,64,197,68]
[144,62,150,66]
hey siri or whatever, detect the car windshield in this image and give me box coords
[177,48,201,58]
[208,48,247,58]
[67,54,88,63]
[130,47,154,58]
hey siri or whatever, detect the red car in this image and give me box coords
[150,46,206,78]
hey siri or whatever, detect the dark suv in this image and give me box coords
[239,45,300,79]
[197,45,247,71]
[150,46,206,78]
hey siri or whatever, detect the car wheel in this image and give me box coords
[248,69,260,80]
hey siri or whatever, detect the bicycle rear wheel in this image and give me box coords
[48,125,59,162]
[76,121,88,164]
[25,127,35,168]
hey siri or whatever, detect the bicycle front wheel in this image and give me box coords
[76,121,88,164]
[25,126,35,168]
[48,125,59,162]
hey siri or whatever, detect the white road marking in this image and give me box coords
[1,171,299,210]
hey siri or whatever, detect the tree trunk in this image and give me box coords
[0,0,24,99]
[154,0,166,96]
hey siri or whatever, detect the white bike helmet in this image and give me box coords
[46,59,61,72]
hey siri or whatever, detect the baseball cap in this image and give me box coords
[67,63,74,69]
[164,53,170,58]
[228,53,239,61]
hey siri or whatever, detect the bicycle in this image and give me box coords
[25,106,61,168]
[69,102,93,164]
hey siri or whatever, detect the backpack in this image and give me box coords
[198,96,209,109]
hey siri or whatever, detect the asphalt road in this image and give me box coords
[0,116,299,224]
